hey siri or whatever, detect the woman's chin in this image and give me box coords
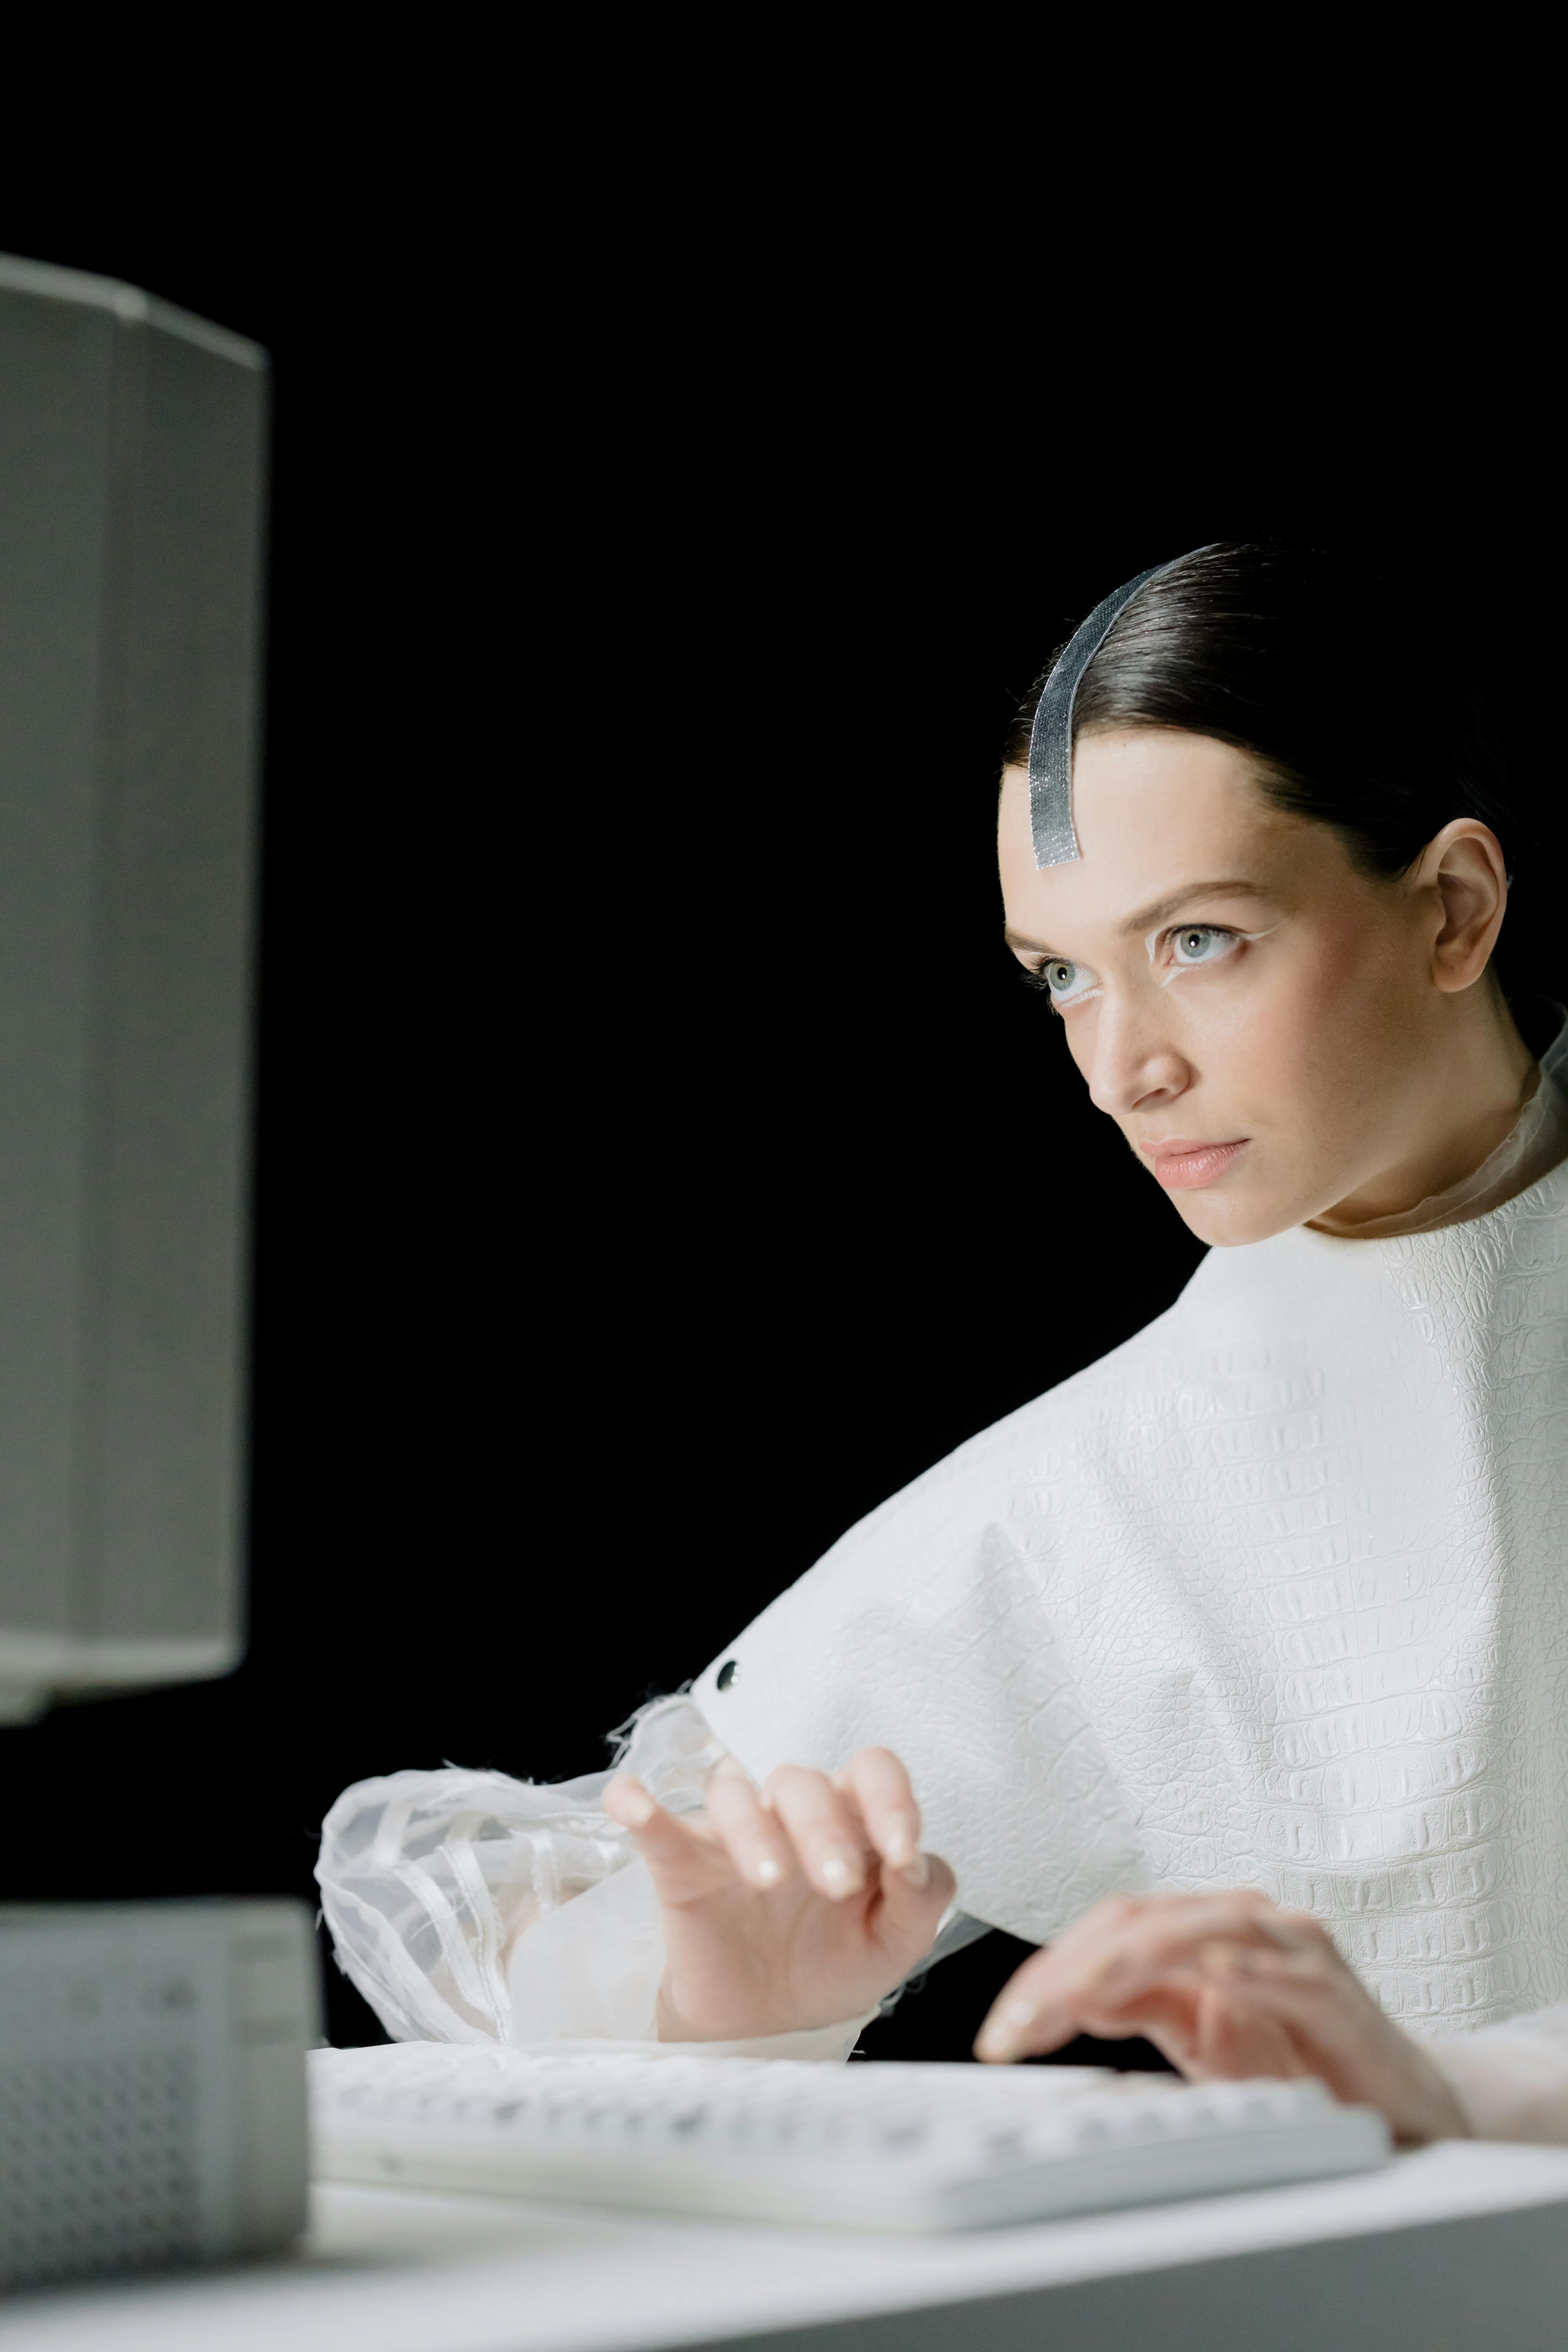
[1163,1174,1311,1249]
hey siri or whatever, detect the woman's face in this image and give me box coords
[998,731,1513,1247]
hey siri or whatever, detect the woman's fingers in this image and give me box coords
[971,1887,1456,2137]
[1204,1949,1469,2141]
[602,1776,733,1905]
[976,1891,1314,2061]
[609,1747,947,1956]
[712,1750,951,1932]
[764,1764,875,1899]
[835,1747,929,1884]
[1196,1941,1384,2061]
[871,1838,957,1945]
[704,1767,796,1891]
[1190,1972,1315,2080]
[601,1773,666,1839]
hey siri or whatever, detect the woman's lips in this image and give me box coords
[1149,1138,1249,1191]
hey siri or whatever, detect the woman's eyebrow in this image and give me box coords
[1004,880,1271,961]
[1119,878,1270,936]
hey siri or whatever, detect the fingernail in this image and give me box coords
[883,1814,919,1867]
[976,1998,1033,2061]
[901,1853,931,1890]
[619,1790,655,1828]
[819,1852,863,1896]
[753,1854,782,1886]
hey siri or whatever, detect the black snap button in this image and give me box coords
[716,1659,738,1691]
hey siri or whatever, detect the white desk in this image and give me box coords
[2,2143,1567,2352]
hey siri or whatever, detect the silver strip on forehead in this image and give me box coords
[1026,558,1180,868]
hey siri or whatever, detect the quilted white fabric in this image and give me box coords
[693,1157,1568,2033]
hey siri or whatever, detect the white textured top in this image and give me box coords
[696,1157,1568,2032]
[319,1126,1568,2137]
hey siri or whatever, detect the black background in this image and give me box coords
[0,186,1552,2062]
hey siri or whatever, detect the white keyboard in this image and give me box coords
[311,2044,1389,2233]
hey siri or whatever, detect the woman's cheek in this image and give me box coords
[1219,938,1356,1085]
[1061,1005,1100,1084]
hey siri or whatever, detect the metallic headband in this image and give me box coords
[1026,555,1187,868]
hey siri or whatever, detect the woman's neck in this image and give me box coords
[1310,988,1547,1239]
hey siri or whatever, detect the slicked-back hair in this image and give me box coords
[1002,541,1548,1004]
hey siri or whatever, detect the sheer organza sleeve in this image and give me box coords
[315,1695,872,2057]
[316,1697,720,2043]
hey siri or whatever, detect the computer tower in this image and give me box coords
[0,1900,318,2288]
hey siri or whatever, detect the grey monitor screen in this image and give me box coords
[0,255,267,1723]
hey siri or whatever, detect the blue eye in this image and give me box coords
[1042,958,1098,1006]
[1170,926,1235,966]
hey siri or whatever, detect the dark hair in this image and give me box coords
[1004,542,1518,878]
[1002,542,1554,1010]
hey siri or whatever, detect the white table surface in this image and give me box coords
[3,2142,1567,2352]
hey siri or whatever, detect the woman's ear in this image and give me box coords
[1414,820,1510,993]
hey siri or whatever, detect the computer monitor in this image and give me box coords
[0,254,267,1724]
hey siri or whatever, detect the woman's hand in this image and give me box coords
[975,1889,1469,2146]
[602,1748,954,2042]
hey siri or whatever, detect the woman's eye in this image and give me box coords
[1038,958,1098,1006]
[1169,926,1236,967]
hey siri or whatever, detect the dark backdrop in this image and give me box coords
[0,195,1554,2059]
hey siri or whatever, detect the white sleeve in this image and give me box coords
[315,1695,872,2059]
[1425,2004,1568,2143]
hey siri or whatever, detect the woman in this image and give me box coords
[320,544,1568,2144]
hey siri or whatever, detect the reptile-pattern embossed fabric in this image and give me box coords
[694,1163,1568,2032]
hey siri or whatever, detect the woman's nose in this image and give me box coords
[1082,994,1191,1120]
